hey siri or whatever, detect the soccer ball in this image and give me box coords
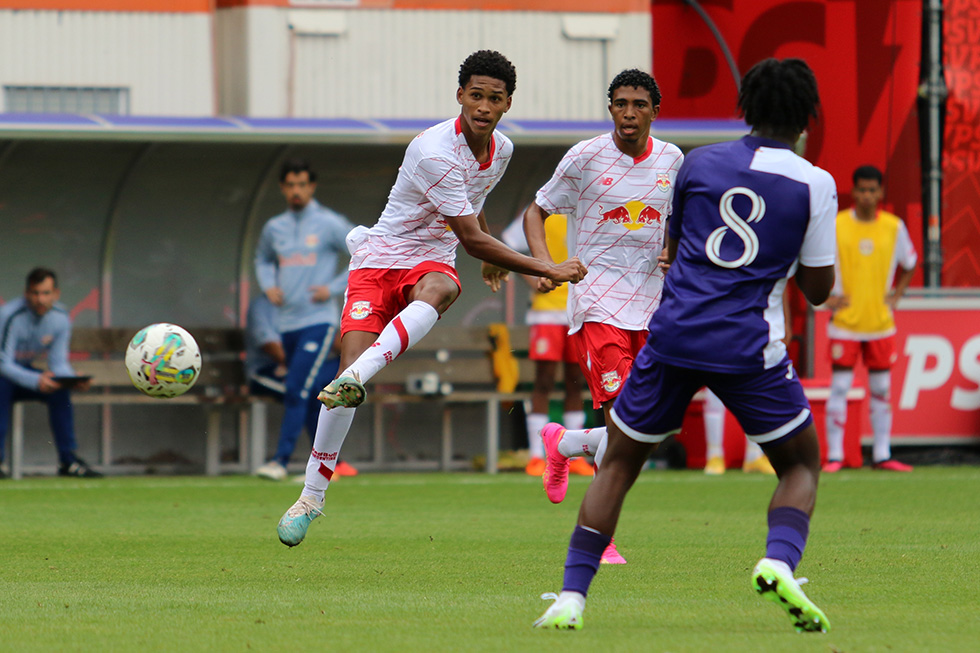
[125,323,202,398]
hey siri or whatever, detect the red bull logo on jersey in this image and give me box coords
[601,370,621,393]
[597,200,661,231]
[350,301,372,320]
[657,174,671,191]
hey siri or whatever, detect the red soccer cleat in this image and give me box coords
[334,460,359,477]
[822,460,844,473]
[872,459,913,472]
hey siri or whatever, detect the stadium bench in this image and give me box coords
[8,327,251,480]
[8,325,539,479]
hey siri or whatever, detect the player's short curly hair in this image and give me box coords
[738,58,820,135]
[607,69,662,105]
[458,50,517,96]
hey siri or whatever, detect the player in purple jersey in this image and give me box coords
[534,58,837,634]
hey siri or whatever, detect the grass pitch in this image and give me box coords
[2,466,978,652]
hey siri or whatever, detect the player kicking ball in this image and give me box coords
[534,58,836,633]
[276,50,587,547]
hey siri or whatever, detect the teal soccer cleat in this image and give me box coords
[277,495,324,547]
[752,558,830,633]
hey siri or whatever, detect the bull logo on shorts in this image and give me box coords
[350,301,372,320]
[596,200,661,232]
[601,370,621,393]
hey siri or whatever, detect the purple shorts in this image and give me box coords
[610,345,813,445]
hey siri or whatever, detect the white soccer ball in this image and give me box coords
[125,323,202,398]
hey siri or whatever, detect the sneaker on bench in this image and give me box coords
[58,457,103,478]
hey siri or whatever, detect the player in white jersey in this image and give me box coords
[524,70,683,565]
[275,50,587,548]
[534,58,835,633]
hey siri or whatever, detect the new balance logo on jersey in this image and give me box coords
[600,177,614,185]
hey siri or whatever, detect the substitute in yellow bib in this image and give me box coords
[501,213,591,478]
[824,165,917,473]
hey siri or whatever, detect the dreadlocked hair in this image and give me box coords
[738,58,820,134]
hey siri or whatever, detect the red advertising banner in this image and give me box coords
[652,0,926,286]
[943,0,980,285]
[812,301,980,441]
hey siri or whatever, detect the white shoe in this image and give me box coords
[256,460,287,481]
[532,592,585,630]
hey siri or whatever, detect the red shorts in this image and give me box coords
[569,322,648,408]
[529,324,577,363]
[340,261,461,336]
[829,336,897,371]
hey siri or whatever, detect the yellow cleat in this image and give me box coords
[704,456,726,475]
[743,456,776,475]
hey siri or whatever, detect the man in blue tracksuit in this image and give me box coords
[253,159,353,481]
[0,268,101,478]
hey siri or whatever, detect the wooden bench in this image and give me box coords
[350,324,539,474]
[8,327,252,479]
[8,324,540,479]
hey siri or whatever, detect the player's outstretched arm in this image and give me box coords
[795,264,834,306]
[446,213,587,284]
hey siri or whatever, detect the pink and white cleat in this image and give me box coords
[600,539,626,565]
[541,423,570,504]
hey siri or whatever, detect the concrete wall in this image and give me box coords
[0,9,215,115]
[215,8,652,120]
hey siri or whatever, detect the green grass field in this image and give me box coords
[2,466,978,652]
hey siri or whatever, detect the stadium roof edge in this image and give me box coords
[0,113,747,147]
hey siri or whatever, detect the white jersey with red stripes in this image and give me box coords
[535,133,684,333]
[349,117,514,271]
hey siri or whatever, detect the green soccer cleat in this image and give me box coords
[277,494,324,547]
[532,592,584,631]
[752,558,831,633]
[317,374,366,409]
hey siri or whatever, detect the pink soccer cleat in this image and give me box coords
[872,459,913,472]
[822,460,843,473]
[541,423,570,504]
[600,539,627,565]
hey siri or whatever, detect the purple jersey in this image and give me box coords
[648,135,837,373]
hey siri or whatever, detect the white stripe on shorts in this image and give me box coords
[610,407,679,444]
[747,407,812,444]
